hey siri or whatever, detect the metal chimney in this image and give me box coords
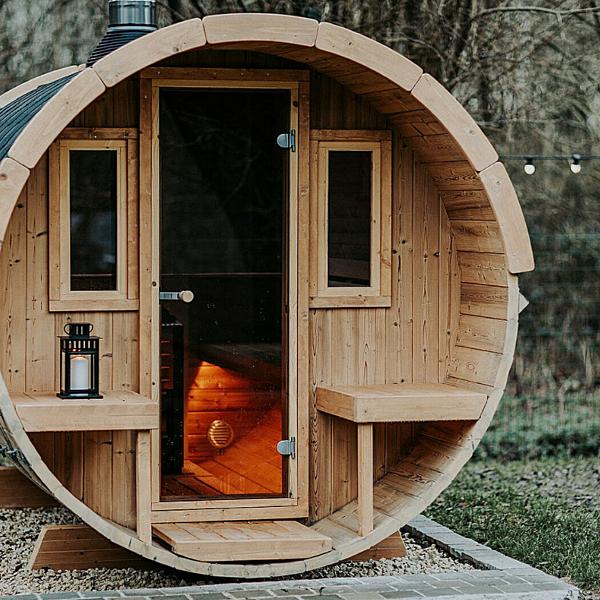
[87,0,158,66]
[108,0,157,31]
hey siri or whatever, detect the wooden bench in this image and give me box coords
[316,383,487,535]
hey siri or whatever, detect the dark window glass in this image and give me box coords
[69,149,118,291]
[159,88,289,500]
[328,150,372,287]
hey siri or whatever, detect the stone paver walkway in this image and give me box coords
[0,516,579,600]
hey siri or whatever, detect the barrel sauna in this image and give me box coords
[0,6,533,578]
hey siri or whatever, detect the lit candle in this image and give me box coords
[70,355,90,391]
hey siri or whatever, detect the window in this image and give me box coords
[310,131,392,308]
[49,130,138,311]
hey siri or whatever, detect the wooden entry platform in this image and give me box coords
[153,521,332,562]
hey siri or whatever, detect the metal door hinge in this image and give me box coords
[277,437,296,459]
[277,129,296,152]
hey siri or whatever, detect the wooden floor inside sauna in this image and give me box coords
[162,405,284,499]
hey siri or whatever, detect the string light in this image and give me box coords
[502,153,600,175]
[524,157,536,175]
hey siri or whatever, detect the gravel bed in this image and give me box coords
[297,536,473,579]
[0,506,472,595]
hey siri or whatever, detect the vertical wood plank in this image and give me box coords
[138,78,159,504]
[0,191,26,392]
[397,145,413,384]
[127,137,139,301]
[439,204,451,382]
[425,171,441,382]
[26,155,55,393]
[138,78,153,400]
[83,431,113,520]
[412,163,427,383]
[357,423,373,536]
[296,81,311,512]
[53,432,84,499]
[310,309,332,522]
[136,430,152,543]
[112,313,139,392]
[112,431,136,529]
[331,310,358,511]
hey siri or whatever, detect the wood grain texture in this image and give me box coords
[205,13,318,47]
[13,391,158,432]
[479,162,535,274]
[0,159,30,244]
[347,530,406,561]
[316,383,487,422]
[93,20,207,87]
[411,74,498,172]
[316,23,422,91]
[28,524,149,571]
[153,520,332,562]
[0,466,58,508]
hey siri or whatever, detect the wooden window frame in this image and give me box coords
[49,129,139,312]
[138,68,311,522]
[310,130,392,308]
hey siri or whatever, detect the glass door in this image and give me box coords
[157,87,291,500]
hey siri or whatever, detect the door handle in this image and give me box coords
[160,290,195,303]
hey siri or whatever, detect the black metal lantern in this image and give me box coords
[57,323,103,399]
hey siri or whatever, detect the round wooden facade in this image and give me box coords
[0,13,533,577]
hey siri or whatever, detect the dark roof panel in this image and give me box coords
[0,72,77,162]
[87,28,150,66]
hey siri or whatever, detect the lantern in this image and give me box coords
[57,322,103,399]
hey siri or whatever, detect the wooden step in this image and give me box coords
[153,520,332,562]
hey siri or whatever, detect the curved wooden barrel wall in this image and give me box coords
[0,14,532,577]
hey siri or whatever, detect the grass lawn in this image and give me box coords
[427,456,600,595]
[477,392,600,460]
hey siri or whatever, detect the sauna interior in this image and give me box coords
[0,12,534,576]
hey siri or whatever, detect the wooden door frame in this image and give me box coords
[139,68,310,521]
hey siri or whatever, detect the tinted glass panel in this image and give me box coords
[159,88,289,500]
[69,149,118,291]
[328,150,372,287]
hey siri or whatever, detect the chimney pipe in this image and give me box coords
[108,0,157,31]
[87,0,158,66]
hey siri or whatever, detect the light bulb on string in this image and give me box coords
[524,158,535,175]
[570,154,582,174]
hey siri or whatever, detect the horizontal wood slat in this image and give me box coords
[460,283,509,319]
[458,252,508,287]
[28,524,149,571]
[456,314,507,354]
[452,221,503,254]
[441,190,496,221]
